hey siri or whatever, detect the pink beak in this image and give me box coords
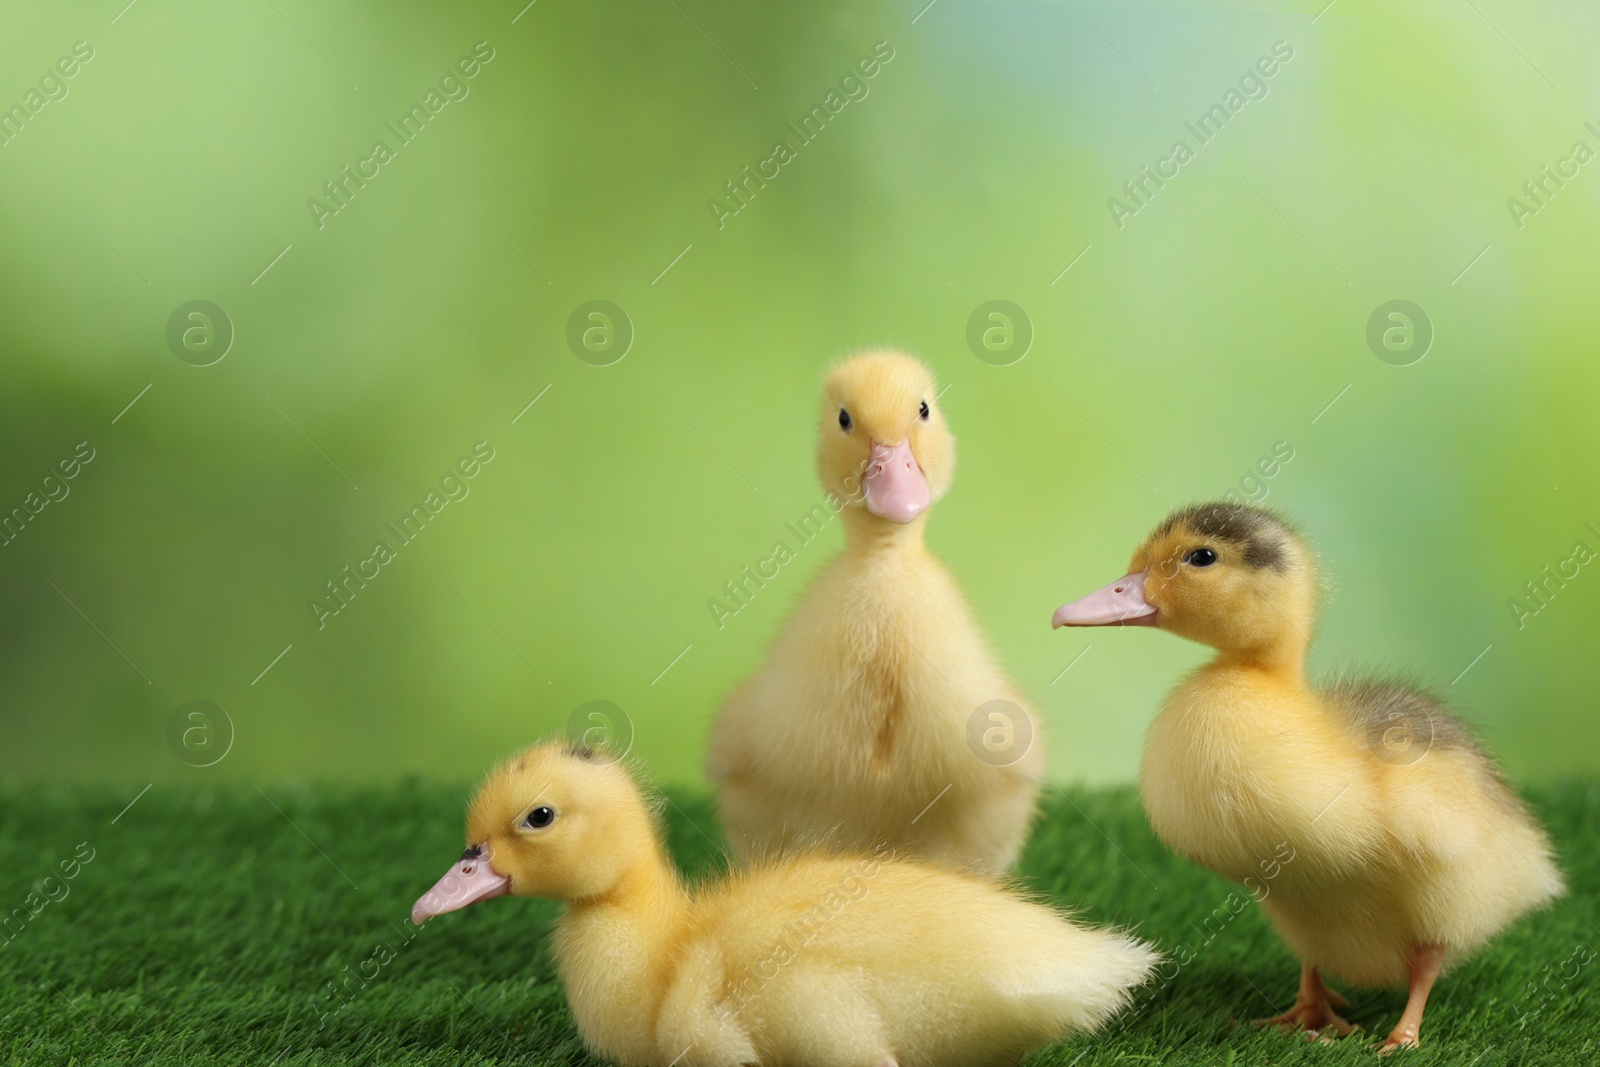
[1052,571,1159,628]
[862,440,929,524]
[411,845,511,924]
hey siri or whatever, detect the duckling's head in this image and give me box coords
[411,741,658,922]
[1052,502,1316,657]
[818,350,954,524]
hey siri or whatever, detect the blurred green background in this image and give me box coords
[1,0,1595,789]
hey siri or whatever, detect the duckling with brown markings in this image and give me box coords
[1052,502,1564,1050]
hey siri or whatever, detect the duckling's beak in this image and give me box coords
[1052,571,1158,628]
[862,440,929,523]
[411,844,511,924]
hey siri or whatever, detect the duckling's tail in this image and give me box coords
[1017,921,1161,1035]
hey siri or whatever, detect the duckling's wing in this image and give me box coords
[1322,678,1493,779]
[1321,677,1547,844]
[1321,676,1565,934]
[656,938,760,1067]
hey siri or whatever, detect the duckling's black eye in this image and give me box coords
[919,400,929,420]
[523,806,555,829]
[839,408,852,431]
[1185,547,1219,568]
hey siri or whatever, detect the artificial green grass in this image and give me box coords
[1,779,1594,1066]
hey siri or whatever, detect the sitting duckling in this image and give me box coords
[1051,502,1564,1049]
[707,350,1043,872]
[413,741,1157,1067]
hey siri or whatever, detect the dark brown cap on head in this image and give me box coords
[1154,502,1295,572]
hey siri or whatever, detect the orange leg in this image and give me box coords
[1253,962,1357,1039]
[1381,943,1445,1051]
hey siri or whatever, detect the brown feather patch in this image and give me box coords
[866,627,908,774]
[1155,501,1294,572]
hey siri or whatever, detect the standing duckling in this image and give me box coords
[413,741,1157,1067]
[706,350,1043,873]
[1051,502,1564,1049]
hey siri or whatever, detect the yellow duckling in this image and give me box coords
[707,350,1043,872]
[412,741,1158,1067]
[1051,502,1564,1049]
